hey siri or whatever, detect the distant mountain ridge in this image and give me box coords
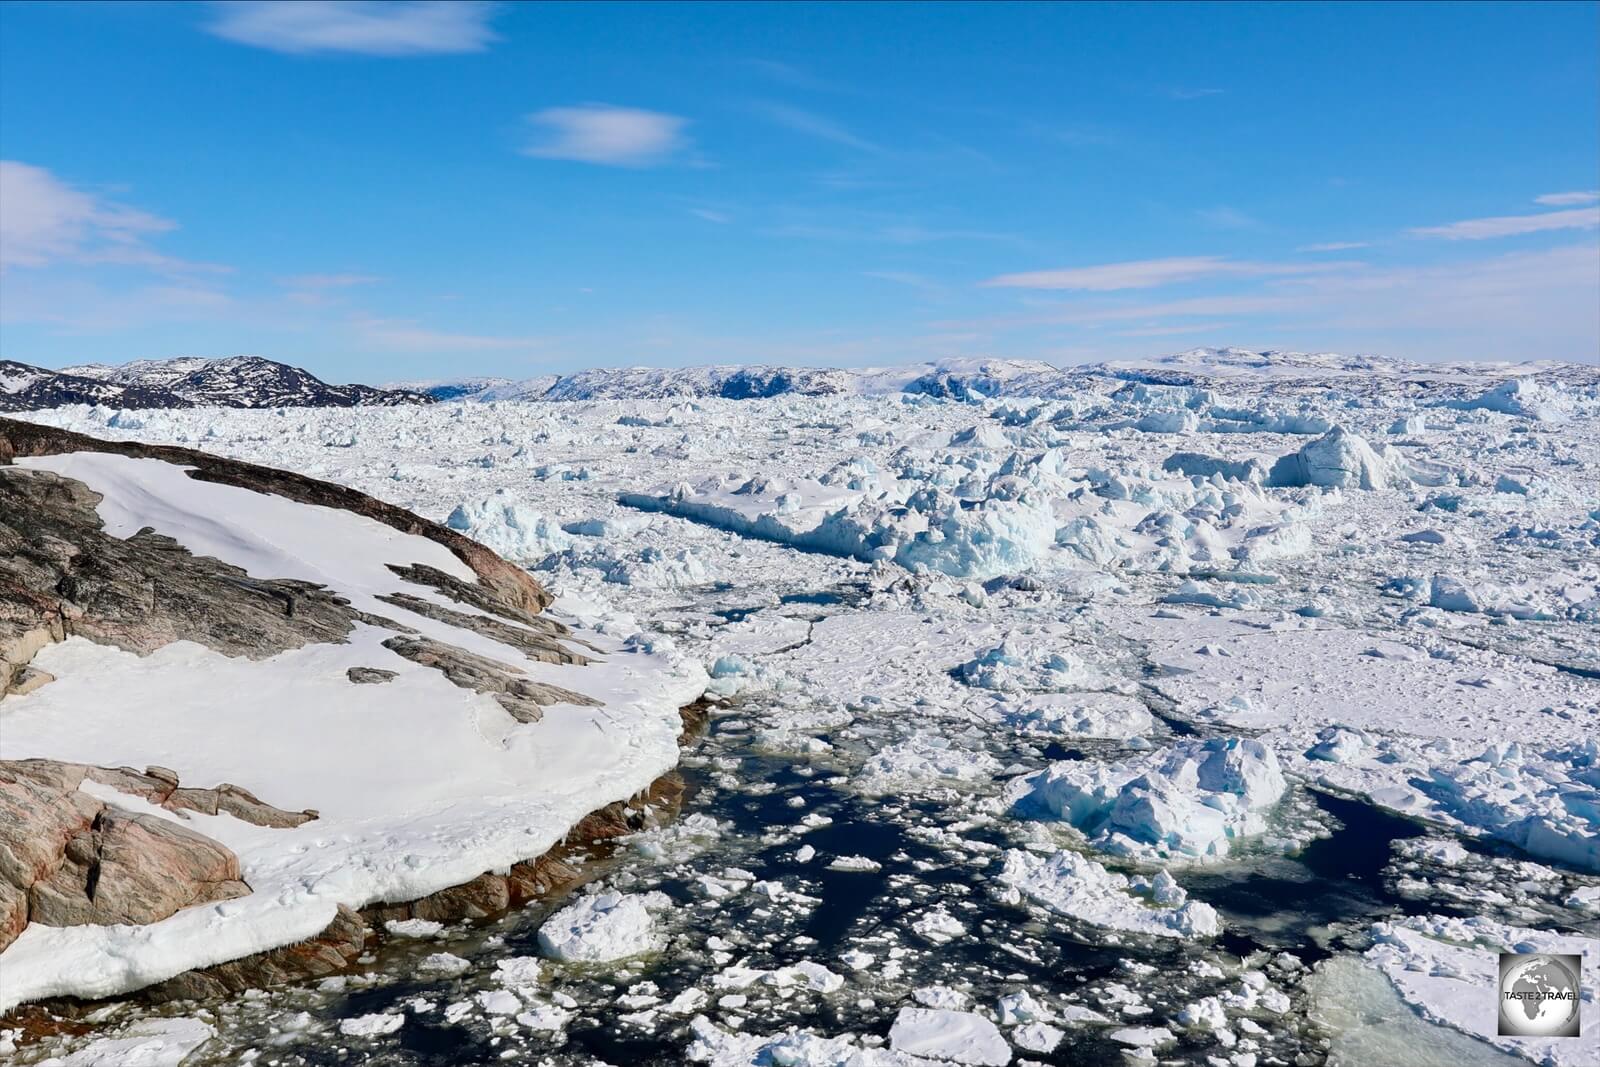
[5,350,1591,413]
[397,348,1593,402]
[1,356,432,411]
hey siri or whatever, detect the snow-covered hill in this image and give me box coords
[0,419,705,1010]
[10,351,1592,414]
[9,356,433,410]
[1,360,193,412]
[406,350,1596,403]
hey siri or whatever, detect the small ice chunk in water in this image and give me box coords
[338,1013,404,1037]
[889,1007,1012,1066]
[536,891,666,962]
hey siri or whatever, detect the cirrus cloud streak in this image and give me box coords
[981,255,1360,292]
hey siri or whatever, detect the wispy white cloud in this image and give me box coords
[982,256,1357,292]
[1535,190,1600,207]
[0,161,225,274]
[751,102,880,153]
[1118,321,1238,337]
[523,105,689,167]
[863,270,945,295]
[766,219,1018,245]
[0,276,234,329]
[280,272,380,306]
[1299,241,1369,252]
[741,59,841,93]
[206,1,498,56]
[281,272,380,289]
[955,244,1598,362]
[1409,206,1600,240]
[1196,206,1258,229]
[352,314,543,352]
[689,208,732,224]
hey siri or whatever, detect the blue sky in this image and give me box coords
[1,1,1596,382]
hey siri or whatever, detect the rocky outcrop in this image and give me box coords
[0,761,266,950]
[4,356,432,411]
[0,464,359,691]
[0,360,192,413]
[0,420,696,1018]
[377,591,594,664]
[381,635,600,723]
[1,417,550,616]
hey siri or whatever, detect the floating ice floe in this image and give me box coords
[993,692,1154,740]
[888,1007,1012,1066]
[1364,915,1599,1067]
[1007,737,1287,861]
[711,960,845,994]
[1266,426,1393,490]
[536,890,670,962]
[998,848,1221,939]
[857,731,1003,794]
[1442,378,1571,423]
[445,491,572,561]
[338,1012,405,1038]
[26,1016,217,1066]
[1299,733,1600,872]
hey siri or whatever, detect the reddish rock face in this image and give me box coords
[29,809,250,929]
[0,762,252,950]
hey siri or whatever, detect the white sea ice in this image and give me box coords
[1444,378,1570,422]
[1267,426,1391,490]
[888,1007,1012,1066]
[1011,1022,1064,1053]
[445,491,572,561]
[1364,916,1599,1067]
[32,1017,217,1067]
[536,891,668,963]
[712,961,845,994]
[917,986,973,1010]
[1300,735,1600,872]
[416,952,471,977]
[1007,737,1286,861]
[858,731,1003,793]
[998,848,1220,940]
[384,918,444,939]
[337,1013,405,1038]
[911,908,969,945]
[957,641,1093,693]
[995,692,1153,740]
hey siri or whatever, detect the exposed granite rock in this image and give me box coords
[0,762,253,949]
[0,758,319,951]
[385,562,555,629]
[9,763,693,1015]
[0,464,359,689]
[1,417,552,617]
[381,635,599,722]
[0,420,656,1012]
[378,591,594,664]
[28,809,249,929]
[0,767,99,950]
[408,873,511,923]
